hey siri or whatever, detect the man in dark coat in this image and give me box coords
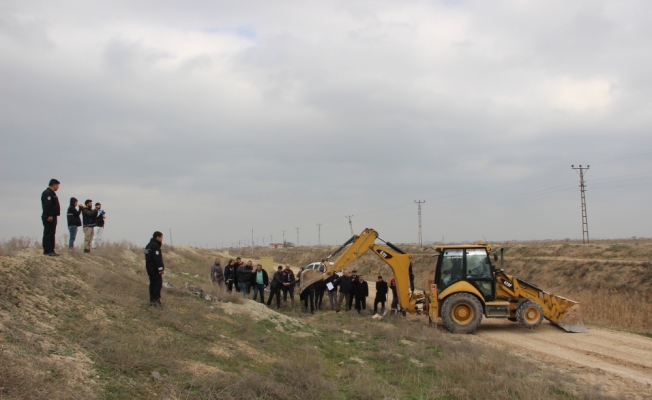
[348,269,359,311]
[66,197,81,250]
[236,260,254,296]
[224,259,236,292]
[374,276,388,315]
[390,276,399,314]
[41,179,61,256]
[145,231,165,307]
[314,278,326,310]
[266,266,284,309]
[300,283,315,314]
[354,275,369,314]
[251,264,269,303]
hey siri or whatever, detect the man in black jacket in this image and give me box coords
[348,269,359,311]
[145,231,165,307]
[41,179,61,256]
[354,275,369,314]
[251,263,269,303]
[66,197,81,250]
[80,199,98,253]
[325,273,338,310]
[266,266,284,309]
[236,260,254,297]
[374,276,388,315]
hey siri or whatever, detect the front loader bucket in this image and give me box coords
[549,302,586,333]
[299,269,325,294]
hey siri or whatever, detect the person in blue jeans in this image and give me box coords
[66,197,82,250]
[252,264,269,303]
[236,261,254,297]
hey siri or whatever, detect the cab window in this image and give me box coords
[465,249,492,279]
[438,249,463,291]
[465,248,493,299]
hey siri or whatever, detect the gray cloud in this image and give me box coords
[1,0,651,248]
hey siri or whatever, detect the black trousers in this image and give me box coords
[226,279,234,293]
[314,290,325,310]
[282,285,294,301]
[301,290,314,313]
[355,297,366,312]
[267,286,281,308]
[374,297,386,313]
[149,273,162,302]
[42,216,57,254]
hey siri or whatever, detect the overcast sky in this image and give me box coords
[1,0,651,248]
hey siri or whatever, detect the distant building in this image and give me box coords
[269,243,284,249]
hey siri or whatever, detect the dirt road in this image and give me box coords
[470,320,652,397]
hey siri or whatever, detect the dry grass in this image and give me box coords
[0,236,39,256]
[0,238,617,399]
[573,290,652,333]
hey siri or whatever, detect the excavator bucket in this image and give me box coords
[299,269,325,294]
[553,302,586,333]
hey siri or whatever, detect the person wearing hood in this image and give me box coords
[210,258,224,286]
[66,197,82,250]
[145,231,165,307]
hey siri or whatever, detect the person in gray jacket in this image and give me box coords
[210,258,224,286]
[266,266,284,309]
[80,199,98,253]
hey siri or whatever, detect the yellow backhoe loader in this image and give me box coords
[300,228,585,334]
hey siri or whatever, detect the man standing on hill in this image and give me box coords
[224,259,236,292]
[390,276,398,314]
[325,273,338,310]
[80,200,98,253]
[348,269,359,311]
[92,203,106,249]
[266,266,284,309]
[145,231,165,308]
[252,263,269,303]
[281,264,296,303]
[41,179,61,256]
[236,260,254,297]
[374,276,388,315]
[66,197,81,250]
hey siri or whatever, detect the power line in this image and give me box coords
[572,164,590,244]
[414,200,425,246]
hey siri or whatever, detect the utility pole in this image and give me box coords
[316,223,322,246]
[571,165,590,244]
[414,200,425,246]
[296,227,300,247]
[169,228,173,247]
[345,215,354,236]
[270,234,273,244]
[251,229,254,247]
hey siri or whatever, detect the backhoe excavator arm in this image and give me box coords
[300,228,416,313]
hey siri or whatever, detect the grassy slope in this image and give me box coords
[0,241,610,399]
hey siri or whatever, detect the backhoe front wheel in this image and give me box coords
[516,300,544,329]
[441,293,483,334]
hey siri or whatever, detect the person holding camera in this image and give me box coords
[80,199,98,253]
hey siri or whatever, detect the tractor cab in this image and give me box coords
[434,244,495,301]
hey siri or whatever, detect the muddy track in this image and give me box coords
[472,319,652,398]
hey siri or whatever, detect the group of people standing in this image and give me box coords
[208,258,401,316]
[40,179,106,255]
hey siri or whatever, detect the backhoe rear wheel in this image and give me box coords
[516,300,544,329]
[441,293,483,334]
